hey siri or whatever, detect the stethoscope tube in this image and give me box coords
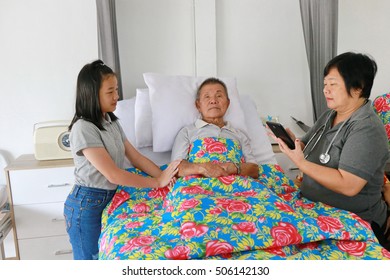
[303,111,351,164]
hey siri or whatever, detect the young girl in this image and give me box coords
[64,60,180,260]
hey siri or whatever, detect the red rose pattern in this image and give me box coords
[275,202,294,213]
[125,221,144,229]
[317,215,343,233]
[180,221,209,238]
[374,95,390,113]
[275,165,284,173]
[117,213,128,220]
[278,193,293,201]
[349,213,371,230]
[218,175,236,185]
[232,222,257,234]
[341,231,351,240]
[205,141,228,154]
[271,222,302,247]
[297,242,319,250]
[148,187,169,199]
[216,198,252,214]
[281,184,296,193]
[183,174,202,180]
[179,198,200,212]
[205,240,234,258]
[129,213,147,218]
[119,236,156,253]
[141,246,152,254]
[233,190,257,197]
[336,240,366,257]
[382,248,390,259]
[203,138,215,144]
[132,202,151,213]
[107,190,130,214]
[165,245,191,260]
[181,185,214,195]
[209,207,222,215]
[264,247,286,257]
[385,124,390,140]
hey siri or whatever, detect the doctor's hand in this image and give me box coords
[266,125,297,146]
[276,137,306,168]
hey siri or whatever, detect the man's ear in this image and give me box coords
[195,100,200,111]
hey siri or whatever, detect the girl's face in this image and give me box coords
[99,75,119,116]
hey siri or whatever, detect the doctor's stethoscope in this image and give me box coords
[302,111,351,164]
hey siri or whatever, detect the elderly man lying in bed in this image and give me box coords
[171,77,259,179]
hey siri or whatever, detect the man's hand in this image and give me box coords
[199,162,229,177]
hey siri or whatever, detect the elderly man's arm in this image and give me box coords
[220,162,259,179]
[177,160,228,177]
[241,163,259,179]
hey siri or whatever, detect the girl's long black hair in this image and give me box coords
[69,60,118,131]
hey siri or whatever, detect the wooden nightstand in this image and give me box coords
[5,154,74,260]
[272,143,300,180]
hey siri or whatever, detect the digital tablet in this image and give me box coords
[266,121,295,149]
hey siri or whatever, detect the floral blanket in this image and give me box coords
[99,137,390,260]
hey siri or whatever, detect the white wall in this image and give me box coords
[116,0,312,133]
[215,0,312,130]
[0,0,98,163]
[1,0,390,162]
[338,0,390,99]
[116,0,196,97]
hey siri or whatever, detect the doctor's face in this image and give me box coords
[196,83,230,121]
[323,68,354,112]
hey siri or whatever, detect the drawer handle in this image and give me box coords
[55,249,73,256]
[51,218,65,222]
[48,183,71,188]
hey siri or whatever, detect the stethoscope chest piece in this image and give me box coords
[305,110,352,165]
[319,153,330,164]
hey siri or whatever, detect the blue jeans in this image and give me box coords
[63,185,115,260]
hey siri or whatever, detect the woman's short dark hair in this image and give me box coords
[324,52,377,99]
[69,60,118,131]
[196,77,229,101]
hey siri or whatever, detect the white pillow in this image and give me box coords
[143,73,248,152]
[114,97,136,145]
[117,93,276,164]
[134,88,153,148]
[239,95,277,164]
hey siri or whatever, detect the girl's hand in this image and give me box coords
[156,159,181,188]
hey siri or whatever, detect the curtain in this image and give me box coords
[300,0,338,122]
[96,0,123,99]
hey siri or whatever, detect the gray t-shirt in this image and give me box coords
[171,119,257,163]
[70,115,127,190]
[300,100,389,226]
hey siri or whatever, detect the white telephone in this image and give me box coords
[33,120,72,160]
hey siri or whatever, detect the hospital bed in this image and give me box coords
[98,73,390,260]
